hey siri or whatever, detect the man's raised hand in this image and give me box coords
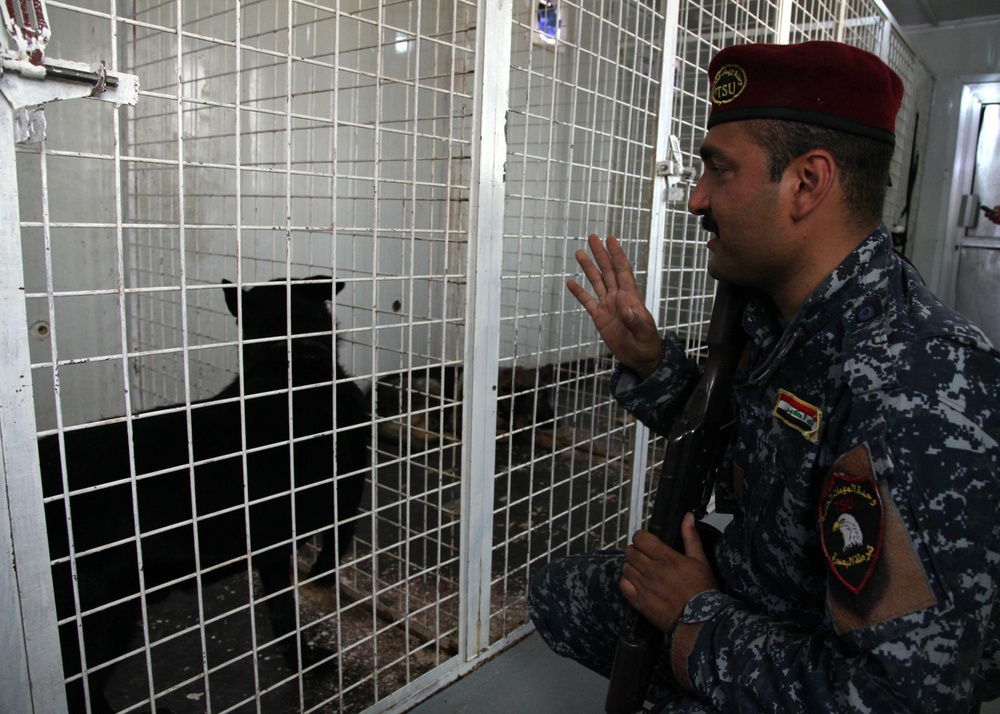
[567,234,662,380]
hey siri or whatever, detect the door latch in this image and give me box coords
[656,135,700,202]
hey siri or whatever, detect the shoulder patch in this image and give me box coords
[773,389,822,442]
[821,444,937,634]
[820,471,883,594]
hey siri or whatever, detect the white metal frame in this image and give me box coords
[0,1,936,712]
[628,0,683,533]
[0,94,69,714]
[460,0,512,663]
[1,31,139,714]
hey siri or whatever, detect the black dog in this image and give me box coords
[39,277,369,713]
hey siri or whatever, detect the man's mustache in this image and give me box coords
[701,216,719,235]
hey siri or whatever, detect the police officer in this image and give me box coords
[528,41,1000,712]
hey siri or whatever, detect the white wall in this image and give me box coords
[899,17,1000,297]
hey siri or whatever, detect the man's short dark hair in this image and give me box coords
[743,118,894,226]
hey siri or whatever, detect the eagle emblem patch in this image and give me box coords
[819,471,884,594]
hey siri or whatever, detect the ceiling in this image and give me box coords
[878,0,1000,27]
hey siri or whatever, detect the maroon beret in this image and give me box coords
[707,41,904,145]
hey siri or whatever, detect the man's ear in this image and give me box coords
[787,149,836,221]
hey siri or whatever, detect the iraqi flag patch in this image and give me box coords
[819,471,884,594]
[773,390,821,442]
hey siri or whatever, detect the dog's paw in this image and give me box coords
[300,643,339,677]
[309,571,339,589]
[276,638,337,674]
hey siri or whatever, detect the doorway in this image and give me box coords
[949,81,1000,345]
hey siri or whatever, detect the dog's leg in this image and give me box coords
[305,497,361,586]
[254,549,298,663]
[70,599,141,714]
[255,549,335,672]
[306,528,340,586]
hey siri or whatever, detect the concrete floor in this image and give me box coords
[410,631,1000,714]
[409,632,608,714]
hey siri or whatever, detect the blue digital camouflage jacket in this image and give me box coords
[613,225,1000,712]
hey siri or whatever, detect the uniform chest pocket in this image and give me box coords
[743,428,825,566]
[740,420,821,509]
[775,434,823,501]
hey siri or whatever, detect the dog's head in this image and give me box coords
[223,276,344,335]
[222,276,346,372]
[497,364,556,428]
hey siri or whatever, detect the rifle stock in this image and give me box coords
[605,281,750,714]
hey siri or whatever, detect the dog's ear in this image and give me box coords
[335,281,346,295]
[294,276,341,304]
[222,279,241,317]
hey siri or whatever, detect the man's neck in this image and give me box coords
[770,217,877,321]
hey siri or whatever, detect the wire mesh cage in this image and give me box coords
[0,1,934,713]
[16,1,480,711]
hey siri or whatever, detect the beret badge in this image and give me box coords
[711,64,747,106]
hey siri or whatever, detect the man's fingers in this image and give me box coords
[623,542,654,573]
[566,279,598,316]
[631,529,670,557]
[605,235,641,294]
[586,233,620,293]
[575,234,642,304]
[618,574,639,606]
[575,248,610,300]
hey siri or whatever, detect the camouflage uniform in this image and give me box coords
[529,225,1000,712]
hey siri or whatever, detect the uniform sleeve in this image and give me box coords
[671,347,1000,712]
[610,333,700,438]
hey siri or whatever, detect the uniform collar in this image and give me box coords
[743,224,895,369]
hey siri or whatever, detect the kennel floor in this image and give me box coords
[88,396,628,713]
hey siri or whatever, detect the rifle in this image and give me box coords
[605,280,750,714]
[891,112,919,254]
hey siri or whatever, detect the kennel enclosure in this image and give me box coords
[1,1,932,712]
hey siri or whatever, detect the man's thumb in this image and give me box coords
[681,513,708,564]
